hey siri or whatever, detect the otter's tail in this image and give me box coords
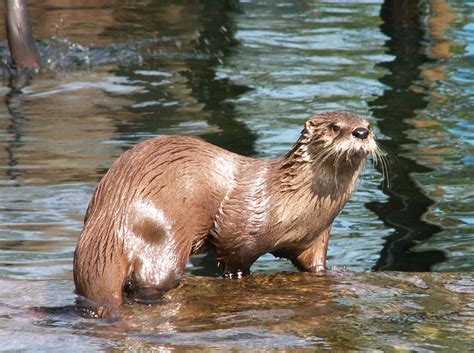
[73,235,127,315]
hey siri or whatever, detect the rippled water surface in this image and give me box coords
[0,0,473,351]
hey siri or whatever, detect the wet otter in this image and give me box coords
[74,112,380,310]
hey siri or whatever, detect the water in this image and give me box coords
[1,272,473,351]
[0,0,473,351]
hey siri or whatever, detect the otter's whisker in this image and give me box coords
[372,146,390,189]
[332,149,343,169]
[322,149,340,168]
[332,149,346,187]
[314,149,334,167]
[376,142,396,166]
[354,158,368,191]
[312,149,328,163]
[381,152,391,189]
[345,140,357,165]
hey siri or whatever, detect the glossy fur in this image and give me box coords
[73,112,378,310]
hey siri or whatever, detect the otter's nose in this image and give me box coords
[352,127,369,140]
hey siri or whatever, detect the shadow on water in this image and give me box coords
[182,1,256,156]
[368,0,447,271]
[110,0,257,157]
[3,73,36,183]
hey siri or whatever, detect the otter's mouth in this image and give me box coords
[353,141,375,156]
[351,137,378,157]
[317,135,378,168]
[354,146,370,157]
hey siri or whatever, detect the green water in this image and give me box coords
[0,0,472,351]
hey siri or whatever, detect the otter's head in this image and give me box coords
[301,112,378,168]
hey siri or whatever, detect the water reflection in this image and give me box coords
[4,89,28,182]
[111,0,257,155]
[3,68,47,184]
[22,272,474,351]
[368,0,447,271]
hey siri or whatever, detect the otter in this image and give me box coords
[73,112,380,311]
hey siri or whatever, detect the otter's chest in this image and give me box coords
[270,186,352,251]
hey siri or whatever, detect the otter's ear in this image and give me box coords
[304,120,317,134]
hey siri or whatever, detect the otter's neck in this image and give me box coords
[271,140,360,251]
[278,133,363,195]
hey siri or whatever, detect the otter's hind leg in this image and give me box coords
[127,240,191,304]
[125,209,197,302]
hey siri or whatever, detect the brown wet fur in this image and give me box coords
[73,112,379,312]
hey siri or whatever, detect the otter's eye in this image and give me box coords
[329,124,340,132]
